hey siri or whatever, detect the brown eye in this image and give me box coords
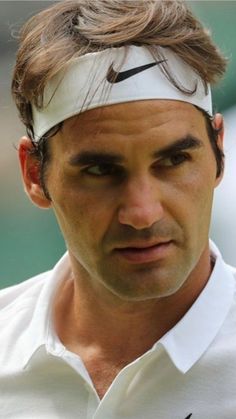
[169,153,188,166]
[84,164,124,177]
[159,153,189,168]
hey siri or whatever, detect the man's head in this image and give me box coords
[18,100,224,301]
[13,0,226,300]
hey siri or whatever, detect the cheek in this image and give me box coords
[51,179,116,247]
[167,165,215,230]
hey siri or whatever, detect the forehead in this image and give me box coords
[55,100,207,151]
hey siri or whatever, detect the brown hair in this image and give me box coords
[12,0,227,138]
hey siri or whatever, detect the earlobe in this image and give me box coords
[18,136,51,209]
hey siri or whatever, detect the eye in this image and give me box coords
[158,152,190,168]
[83,163,123,177]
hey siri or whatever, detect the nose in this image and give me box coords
[118,177,165,230]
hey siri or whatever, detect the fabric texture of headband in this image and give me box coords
[32,45,212,140]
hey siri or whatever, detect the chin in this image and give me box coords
[104,274,184,302]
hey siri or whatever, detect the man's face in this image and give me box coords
[33,100,223,301]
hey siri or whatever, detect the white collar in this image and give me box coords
[158,241,235,372]
[21,253,70,368]
[22,241,235,373]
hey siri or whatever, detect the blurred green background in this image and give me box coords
[0,1,235,288]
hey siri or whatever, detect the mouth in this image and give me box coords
[113,240,173,264]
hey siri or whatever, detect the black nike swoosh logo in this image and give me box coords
[106,59,167,83]
[184,414,192,419]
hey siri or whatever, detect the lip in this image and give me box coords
[113,241,173,264]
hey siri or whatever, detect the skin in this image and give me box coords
[19,100,224,397]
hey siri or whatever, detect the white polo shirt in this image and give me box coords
[0,241,236,419]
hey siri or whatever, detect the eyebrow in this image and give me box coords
[152,135,203,160]
[68,135,203,166]
[69,151,124,166]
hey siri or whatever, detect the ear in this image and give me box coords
[18,136,51,209]
[213,113,224,187]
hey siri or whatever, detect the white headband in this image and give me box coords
[32,45,212,140]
